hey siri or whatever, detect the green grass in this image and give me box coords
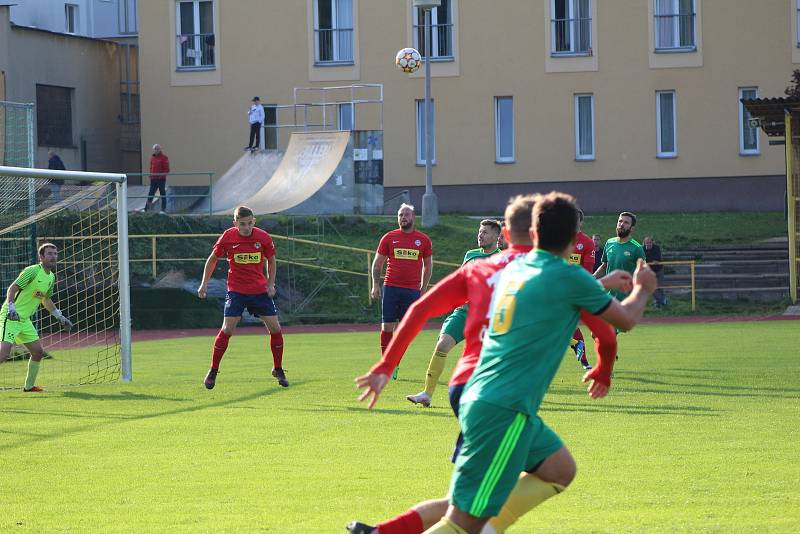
[2,322,799,532]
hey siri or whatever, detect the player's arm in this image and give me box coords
[197,253,220,299]
[598,259,657,332]
[356,269,468,409]
[265,253,277,298]
[370,253,387,301]
[420,255,433,293]
[5,283,21,320]
[593,262,607,278]
[579,311,616,399]
[42,297,73,331]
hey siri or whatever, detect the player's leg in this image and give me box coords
[390,288,421,380]
[348,498,449,534]
[0,341,12,364]
[254,293,288,387]
[408,305,464,406]
[204,292,243,389]
[570,327,591,370]
[22,337,46,392]
[380,286,402,378]
[0,312,17,363]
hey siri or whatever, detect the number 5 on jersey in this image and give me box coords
[490,279,524,335]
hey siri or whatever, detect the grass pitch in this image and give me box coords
[2,321,799,533]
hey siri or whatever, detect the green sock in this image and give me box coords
[24,359,41,390]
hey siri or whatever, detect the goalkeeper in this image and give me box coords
[0,243,73,392]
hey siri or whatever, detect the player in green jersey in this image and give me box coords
[406,219,502,408]
[0,243,73,392]
[593,211,646,300]
[423,193,656,534]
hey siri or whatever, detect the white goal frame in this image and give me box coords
[0,165,132,382]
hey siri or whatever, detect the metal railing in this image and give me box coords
[551,17,592,55]
[413,23,454,58]
[650,260,697,311]
[176,33,215,69]
[314,28,354,63]
[127,172,214,215]
[654,14,695,50]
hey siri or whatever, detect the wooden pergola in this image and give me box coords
[743,97,800,303]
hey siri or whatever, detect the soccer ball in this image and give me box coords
[395,48,422,74]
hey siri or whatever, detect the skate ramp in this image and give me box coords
[196,149,284,214]
[243,131,350,215]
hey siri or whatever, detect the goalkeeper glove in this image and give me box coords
[7,301,20,321]
[52,308,73,331]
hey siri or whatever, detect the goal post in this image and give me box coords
[0,165,132,388]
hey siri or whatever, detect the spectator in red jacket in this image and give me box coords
[143,144,170,213]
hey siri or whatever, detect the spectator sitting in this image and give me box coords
[644,236,668,308]
[591,233,603,273]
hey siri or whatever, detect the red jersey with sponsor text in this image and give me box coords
[212,227,276,294]
[569,231,596,273]
[376,229,432,289]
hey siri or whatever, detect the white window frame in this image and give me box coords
[656,90,677,158]
[494,96,515,163]
[313,0,354,64]
[797,0,800,47]
[551,0,592,56]
[119,0,138,35]
[654,0,695,51]
[65,4,79,34]
[412,1,454,60]
[574,94,595,161]
[415,99,436,165]
[738,87,760,156]
[176,0,215,70]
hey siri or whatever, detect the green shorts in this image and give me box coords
[0,314,39,345]
[450,400,563,518]
[440,306,468,344]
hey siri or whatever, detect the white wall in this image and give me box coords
[9,0,137,38]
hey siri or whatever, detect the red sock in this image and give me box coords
[573,328,585,342]
[270,331,284,368]
[211,330,231,370]
[380,330,393,354]
[375,509,424,534]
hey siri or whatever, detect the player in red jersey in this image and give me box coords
[567,209,596,370]
[347,196,631,534]
[197,206,288,389]
[370,203,433,380]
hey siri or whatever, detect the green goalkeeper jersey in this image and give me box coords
[1,264,55,320]
[462,250,611,416]
[462,247,500,265]
[600,238,645,299]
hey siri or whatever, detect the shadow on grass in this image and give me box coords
[61,390,189,402]
[284,403,455,418]
[541,400,720,417]
[3,383,302,451]
[613,374,800,398]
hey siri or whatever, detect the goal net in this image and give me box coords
[0,166,131,389]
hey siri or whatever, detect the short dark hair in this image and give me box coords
[577,209,585,223]
[533,191,579,252]
[504,195,537,242]
[619,211,637,226]
[479,219,502,235]
[234,206,254,219]
[38,242,57,257]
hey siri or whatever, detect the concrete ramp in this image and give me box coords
[243,131,350,215]
[196,150,284,214]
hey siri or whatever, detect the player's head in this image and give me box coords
[531,191,580,254]
[577,209,585,230]
[503,194,537,246]
[497,226,508,249]
[477,219,502,249]
[592,233,603,248]
[38,243,58,269]
[616,211,637,238]
[397,203,415,231]
[233,205,256,236]
[152,144,162,155]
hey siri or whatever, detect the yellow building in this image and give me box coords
[138,0,798,213]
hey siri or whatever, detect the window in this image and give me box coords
[413,0,453,59]
[36,85,73,148]
[656,91,677,157]
[574,94,595,160]
[176,1,215,69]
[65,4,78,34]
[314,0,353,64]
[495,97,515,163]
[119,0,138,34]
[739,87,759,155]
[338,102,355,130]
[654,0,695,51]
[551,0,591,55]
[415,99,436,164]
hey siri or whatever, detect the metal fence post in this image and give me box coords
[690,261,696,311]
[151,236,157,279]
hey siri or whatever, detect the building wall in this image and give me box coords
[9,0,136,39]
[138,0,797,211]
[1,6,124,172]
